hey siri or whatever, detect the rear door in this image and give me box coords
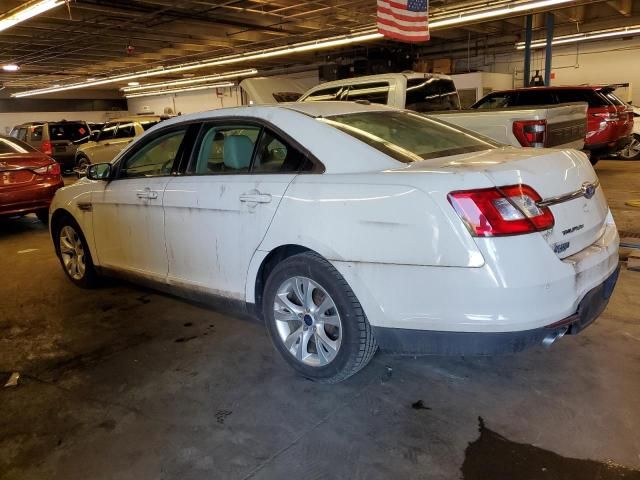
[163,121,309,300]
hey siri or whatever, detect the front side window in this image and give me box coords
[320,111,497,163]
[120,129,186,178]
[191,125,261,174]
[345,82,390,105]
[405,78,460,112]
[115,122,136,139]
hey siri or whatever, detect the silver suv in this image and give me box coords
[75,115,165,169]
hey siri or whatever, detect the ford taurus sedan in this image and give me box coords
[49,102,620,383]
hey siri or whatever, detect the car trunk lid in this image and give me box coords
[0,153,53,189]
[405,147,608,258]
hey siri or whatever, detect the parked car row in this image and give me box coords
[8,115,168,175]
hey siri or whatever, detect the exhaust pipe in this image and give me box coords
[542,326,569,348]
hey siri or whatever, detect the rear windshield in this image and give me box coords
[405,78,461,111]
[553,89,611,107]
[320,111,497,163]
[49,122,90,143]
[0,136,37,154]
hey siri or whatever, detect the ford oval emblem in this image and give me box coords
[582,182,596,200]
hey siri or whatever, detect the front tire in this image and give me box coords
[262,251,377,383]
[53,216,98,288]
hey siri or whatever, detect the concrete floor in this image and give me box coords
[1,161,639,480]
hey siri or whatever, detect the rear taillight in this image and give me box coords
[34,162,61,176]
[448,185,555,237]
[592,109,619,122]
[512,120,547,148]
[40,140,53,156]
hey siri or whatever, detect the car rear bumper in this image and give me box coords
[585,136,632,157]
[333,221,619,338]
[371,266,619,354]
[0,179,64,216]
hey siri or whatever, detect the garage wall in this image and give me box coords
[126,86,244,115]
[454,37,640,105]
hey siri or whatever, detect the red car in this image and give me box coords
[472,86,634,163]
[0,135,64,223]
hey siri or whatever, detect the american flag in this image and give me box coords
[377,0,430,43]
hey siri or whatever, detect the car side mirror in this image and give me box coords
[90,131,100,142]
[86,163,112,181]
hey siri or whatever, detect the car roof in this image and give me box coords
[490,86,606,94]
[304,72,452,91]
[156,101,398,129]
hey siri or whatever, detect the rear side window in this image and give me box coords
[345,82,390,105]
[252,130,310,173]
[514,90,556,106]
[13,128,27,141]
[99,122,117,141]
[601,91,625,107]
[115,122,136,139]
[31,125,43,141]
[553,90,610,107]
[49,122,90,143]
[272,92,302,102]
[302,86,344,102]
[405,78,460,111]
[473,93,513,109]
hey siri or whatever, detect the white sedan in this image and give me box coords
[49,102,620,383]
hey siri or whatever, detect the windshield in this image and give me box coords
[405,78,460,111]
[320,111,497,163]
[0,136,37,154]
[49,122,90,143]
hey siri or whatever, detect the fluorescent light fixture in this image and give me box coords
[516,24,640,49]
[13,0,574,97]
[2,64,20,72]
[0,0,65,33]
[127,81,140,86]
[122,68,257,92]
[124,81,235,98]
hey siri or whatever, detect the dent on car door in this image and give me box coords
[91,126,190,279]
[163,121,310,300]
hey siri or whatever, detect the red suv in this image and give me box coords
[0,135,64,223]
[472,86,634,164]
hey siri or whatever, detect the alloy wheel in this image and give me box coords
[59,225,86,280]
[619,135,640,160]
[273,276,342,367]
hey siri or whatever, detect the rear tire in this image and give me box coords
[52,215,98,288]
[618,134,640,160]
[262,251,377,383]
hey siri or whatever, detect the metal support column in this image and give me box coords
[544,12,554,86]
[523,14,533,87]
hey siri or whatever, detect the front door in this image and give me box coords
[92,127,189,279]
[163,122,310,300]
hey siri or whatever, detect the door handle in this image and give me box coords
[136,187,159,200]
[239,190,272,206]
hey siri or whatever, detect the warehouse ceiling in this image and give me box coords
[1,0,639,92]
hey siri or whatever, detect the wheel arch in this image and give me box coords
[50,208,86,257]
[250,244,319,314]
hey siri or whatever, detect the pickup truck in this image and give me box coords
[240,73,587,151]
[298,73,587,151]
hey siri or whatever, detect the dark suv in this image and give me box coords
[473,86,634,163]
[10,120,91,173]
